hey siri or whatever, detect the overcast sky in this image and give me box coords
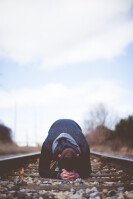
[0,0,133,145]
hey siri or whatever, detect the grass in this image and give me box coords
[86,129,133,158]
[90,145,133,158]
[0,142,41,155]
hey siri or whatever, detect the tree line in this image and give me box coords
[0,122,13,143]
[85,104,133,148]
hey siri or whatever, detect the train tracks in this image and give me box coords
[0,152,40,175]
[0,152,133,198]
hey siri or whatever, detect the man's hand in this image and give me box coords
[60,169,80,180]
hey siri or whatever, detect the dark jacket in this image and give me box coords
[39,119,91,179]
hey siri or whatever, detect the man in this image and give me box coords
[39,119,91,180]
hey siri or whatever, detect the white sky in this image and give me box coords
[0,0,133,145]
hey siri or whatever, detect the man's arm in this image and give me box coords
[39,142,61,179]
[78,154,92,178]
[77,142,92,179]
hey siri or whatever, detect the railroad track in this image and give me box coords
[0,152,40,175]
[0,152,133,198]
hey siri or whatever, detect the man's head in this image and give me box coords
[58,148,80,171]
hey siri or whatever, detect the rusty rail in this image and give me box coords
[90,151,133,174]
[0,152,40,175]
[0,151,133,175]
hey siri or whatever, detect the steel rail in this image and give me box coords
[0,152,41,175]
[90,151,133,173]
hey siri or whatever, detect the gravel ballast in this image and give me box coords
[0,155,133,199]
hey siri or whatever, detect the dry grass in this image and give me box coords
[0,142,41,155]
[85,126,133,158]
[91,145,133,158]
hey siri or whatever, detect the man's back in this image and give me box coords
[45,119,89,153]
[39,119,91,179]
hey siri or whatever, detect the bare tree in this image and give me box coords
[84,103,110,132]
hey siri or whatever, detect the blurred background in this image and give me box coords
[0,0,133,156]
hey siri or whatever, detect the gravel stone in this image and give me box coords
[90,187,98,193]
[125,191,133,199]
[15,192,26,199]
[94,196,101,199]
[103,189,108,195]
[117,193,125,199]
[0,156,132,199]
[107,190,117,197]
[25,196,33,199]
[70,188,76,194]
[85,188,91,194]
[0,194,7,199]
